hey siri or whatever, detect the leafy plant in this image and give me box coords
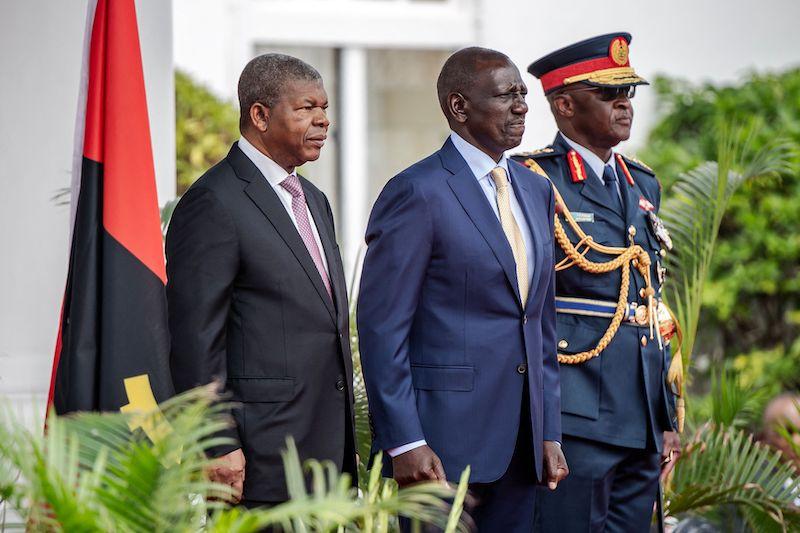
[667,334,800,531]
[666,422,800,531]
[660,124,793,372]
[0,387,468,532]
[642,70,800,359]
[175,70,240,194]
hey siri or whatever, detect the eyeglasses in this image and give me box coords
[561,85,637,101]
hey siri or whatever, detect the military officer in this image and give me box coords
[511,33,682,532]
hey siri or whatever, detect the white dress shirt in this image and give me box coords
[560,132,623,203]
[387,131,537,458]
[237,135,329,274]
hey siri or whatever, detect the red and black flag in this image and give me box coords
[48,0,174,414]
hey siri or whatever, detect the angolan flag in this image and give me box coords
[48,0,174,415]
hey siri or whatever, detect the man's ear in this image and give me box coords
[551,93,575,119]
[446,92,469,124]
[249,103,271,132]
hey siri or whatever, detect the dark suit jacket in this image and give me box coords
[512,133,677,451]
[166,143,355,502]
[357,138,561,483]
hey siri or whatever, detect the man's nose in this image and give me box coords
[614,96,632,111]
[512,96,528,114]
[315,108,330,128]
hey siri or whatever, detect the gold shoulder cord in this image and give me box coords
[525,157,685,431]
[525,159,656,365]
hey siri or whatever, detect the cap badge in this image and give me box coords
[609,37,629,66]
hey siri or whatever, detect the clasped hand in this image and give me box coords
[207,448,246,504]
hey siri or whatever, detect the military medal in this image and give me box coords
[657,260,667,285]
[648,212,673,250]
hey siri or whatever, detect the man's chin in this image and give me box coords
[612,124,632,142]
[502,134,524,151]
[301,149,322,163]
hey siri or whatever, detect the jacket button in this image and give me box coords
[558,340,568,350]
[639,288,646,298]
[523,315,528,325]
[517,363,527,374]
[335,379,345,391]
[640,335,648,347]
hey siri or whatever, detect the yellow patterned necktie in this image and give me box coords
[490,166,529,304]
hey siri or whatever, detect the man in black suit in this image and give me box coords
[166,53,355,507]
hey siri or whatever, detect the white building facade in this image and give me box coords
[174,0,800,273]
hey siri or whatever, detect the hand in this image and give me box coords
[660,431,681,482]
[542,440,569,490]
[208,448,246,503]
[392,445,446,488]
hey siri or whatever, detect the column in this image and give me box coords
[338,46,369,286]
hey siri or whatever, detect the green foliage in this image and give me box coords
[351,316,374,486]
[659,124,792,370]
[731,336,800,394]
[670,358,800,531]
[642,69,800,358]
[175,70,239,194]
[667,422,800,529]
[686,367,771,437]
[0,387,468,532]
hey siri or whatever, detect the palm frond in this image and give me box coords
[206,442,468,533]
[742,506,800,533]
[708,368,769,429]
[661,124,794,369]
[1,388,465,532]
[667,422,800,530]
[0,388,235,532]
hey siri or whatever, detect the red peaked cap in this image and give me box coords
[528,32,648,94]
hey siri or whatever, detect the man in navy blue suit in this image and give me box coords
[358,47,567,531]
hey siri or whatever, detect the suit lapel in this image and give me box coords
[227,143,337,324]
[617,159,639,226]
[441,139,523,306]
[552,134,625,224]
[508,163,542,310]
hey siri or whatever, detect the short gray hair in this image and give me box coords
[237,53,322,130]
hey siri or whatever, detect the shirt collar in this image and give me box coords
[449,131,511,183]
[237,135,295,187]
[559,132,616,182]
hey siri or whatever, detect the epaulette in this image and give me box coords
[619,154,661,190]
[620,154,655,175]
[512,146,559,159]
[518,157,549,179]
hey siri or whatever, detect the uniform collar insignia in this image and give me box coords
[567,150,587,183]
[615,154,636,186]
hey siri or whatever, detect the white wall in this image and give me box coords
[0,0,175,420]
[477,0,800,153]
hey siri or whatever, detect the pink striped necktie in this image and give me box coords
[280,174,333,300]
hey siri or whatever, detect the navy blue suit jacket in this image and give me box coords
[512,133,677,451]
[357,138,561,483]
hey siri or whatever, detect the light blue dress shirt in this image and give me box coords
[449,131,535,287]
